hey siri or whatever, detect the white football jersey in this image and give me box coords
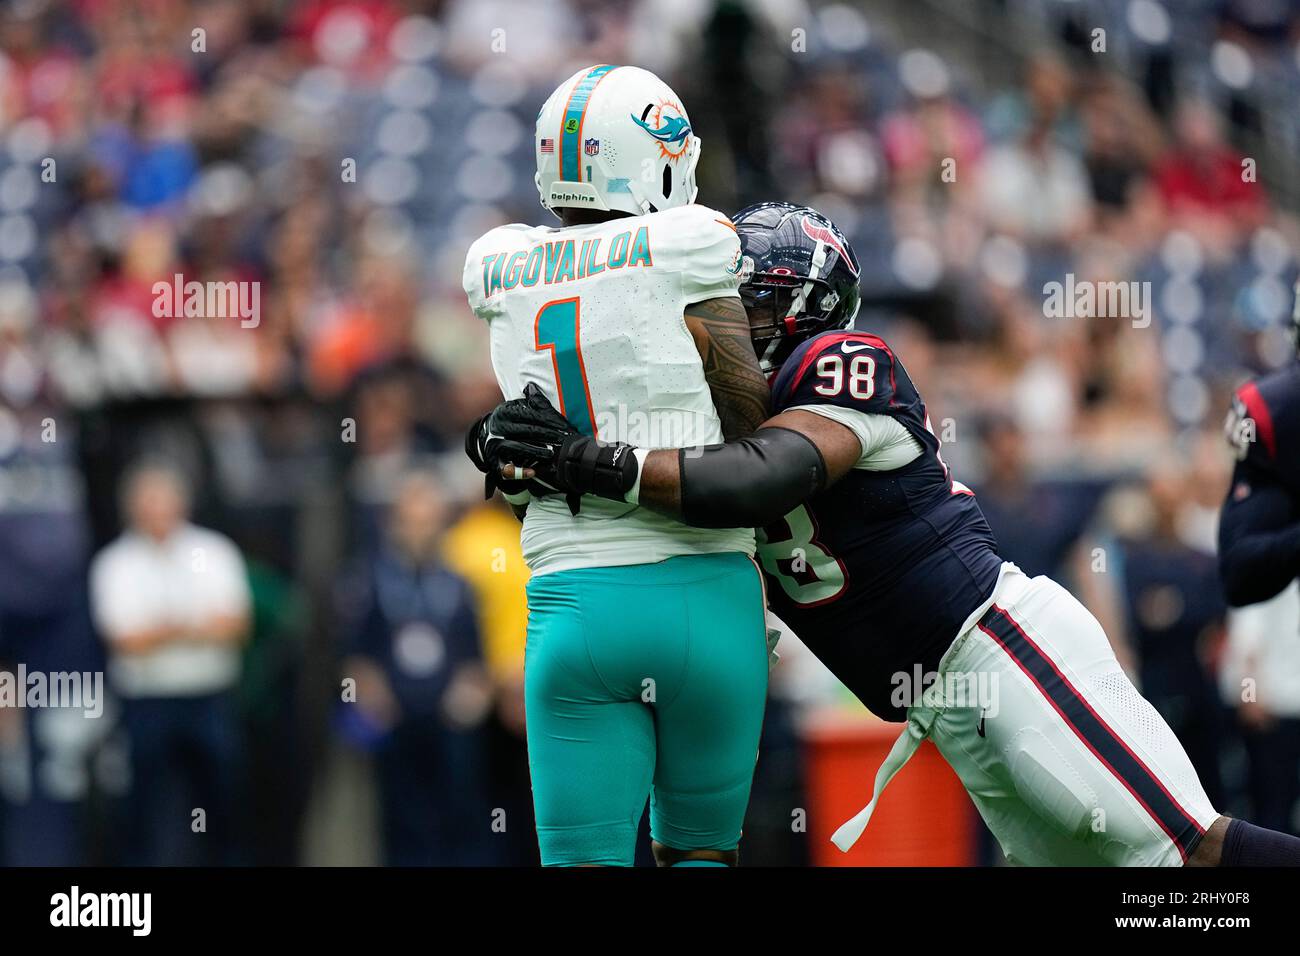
[463,203,756,575]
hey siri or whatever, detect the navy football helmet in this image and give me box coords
[733,201,862,372]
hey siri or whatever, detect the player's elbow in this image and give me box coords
[679,428,826,528]
[1218,547,1282,608]
[1218,567,1252,608]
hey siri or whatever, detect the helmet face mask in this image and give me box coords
[534,65,701,219]
[742,272,842,371]
[733,202,862,373]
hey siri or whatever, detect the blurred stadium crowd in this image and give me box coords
[0,0,1299,866]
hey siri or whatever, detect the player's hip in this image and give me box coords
[940,565,1129,695]
[524,552,769,700]
[521,510,756,577]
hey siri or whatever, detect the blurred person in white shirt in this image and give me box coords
[1220,583,1300,835]
[89,461,251,864]
[977,118,1093,244]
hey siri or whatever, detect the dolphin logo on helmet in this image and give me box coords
[630,103,693,159]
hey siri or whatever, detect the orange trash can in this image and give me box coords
[802,711,977,866]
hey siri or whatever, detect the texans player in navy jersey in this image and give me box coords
[473,202,1300,866]
[1219,280,1300,607]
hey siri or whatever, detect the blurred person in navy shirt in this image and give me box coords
[89,461,251,865]
[0,403,105,866]
[1112,460,1228,808]
[340,470,493,866]
[974,414,1108,579]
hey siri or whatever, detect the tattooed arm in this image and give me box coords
[683,296,771,440]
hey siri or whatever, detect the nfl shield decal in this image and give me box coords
[584,138,600,156]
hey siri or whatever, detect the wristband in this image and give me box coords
[624,447,651,505]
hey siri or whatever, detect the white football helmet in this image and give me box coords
[534,65,701,218]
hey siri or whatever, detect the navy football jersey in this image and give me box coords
[759,330,1003,720]
[1226,362,1300,490]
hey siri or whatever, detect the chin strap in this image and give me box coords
[758,335,783,373]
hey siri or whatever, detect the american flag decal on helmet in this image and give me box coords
[540,139,555,154]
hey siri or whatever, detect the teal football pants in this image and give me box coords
[524,552,769,866]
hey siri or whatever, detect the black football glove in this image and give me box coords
[464,403,557,503]
[487,382,581,453]
[491,383,641,514]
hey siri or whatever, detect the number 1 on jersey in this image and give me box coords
[534,297,597,436]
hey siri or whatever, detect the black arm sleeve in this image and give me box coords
[678,426,827,529]
[1218,458,1300,607]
